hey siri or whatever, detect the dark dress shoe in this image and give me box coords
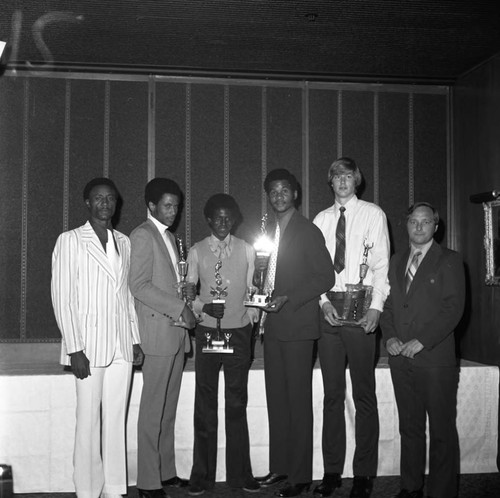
[313,473,342,496]
[137,488,167,498]
[274,482,311,497]
[350,476,374,498]
[161,476,189,488]
[395,490,423,498]
[255,472,288,487]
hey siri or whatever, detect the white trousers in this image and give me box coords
[74,349,132,498]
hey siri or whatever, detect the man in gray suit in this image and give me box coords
[129,178,196,498]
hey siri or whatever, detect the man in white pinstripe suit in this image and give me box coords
[51,177,144,498]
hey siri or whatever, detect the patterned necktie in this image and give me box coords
[405,250,422,292]
[218,241,228,259]
[264,224,280,294]
[333,206,346,273]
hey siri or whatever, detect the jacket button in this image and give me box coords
[403,304,408,308]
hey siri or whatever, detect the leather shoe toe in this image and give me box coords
[256,472,288,487]
[314,473,342,497]
[137,488,167,498]
[274,482,311,497]
[161,476,188,488]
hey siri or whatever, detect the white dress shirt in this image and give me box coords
[313,195,390,312]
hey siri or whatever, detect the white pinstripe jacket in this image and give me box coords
[51,221,141,367]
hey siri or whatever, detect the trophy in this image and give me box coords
[173,234,196,327]
[338,238,374,324]
[244,214,275,308]
[202,259,233,353]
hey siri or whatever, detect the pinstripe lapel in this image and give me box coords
[81,221,116,282]
[114,230,128,288]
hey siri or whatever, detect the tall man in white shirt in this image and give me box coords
[313,158,390,498]
[129,178,196,498]
[51,177,144,498]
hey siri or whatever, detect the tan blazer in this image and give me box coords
[51,221,140,367]
[129,219,189,356]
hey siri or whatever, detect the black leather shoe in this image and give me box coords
[274,482,311,497]
[395,490,423,498]
[256,472,288,487]
[161,476,189,488]
[313,473,342,497]
[350,476,374,498]
[137,488,167,498]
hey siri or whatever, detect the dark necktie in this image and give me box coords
[333,207,346,274]
[405,250,422,293]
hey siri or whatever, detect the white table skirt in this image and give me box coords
[0,359,498,493]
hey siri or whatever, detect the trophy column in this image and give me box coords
[202,259,233,353]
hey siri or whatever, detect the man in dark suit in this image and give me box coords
[129,178,196,498]
[255,169,335,497]
[380,202,465,498]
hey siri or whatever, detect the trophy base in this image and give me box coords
[202,345,234,354]
[244,294,270,308]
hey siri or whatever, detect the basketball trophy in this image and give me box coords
[339,238,374,324]
[244,214,275,308]
[202,259,233,353]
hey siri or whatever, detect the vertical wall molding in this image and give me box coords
[373,92,380,205]
[20,79,30,340]
[408,92,415,206]
[185,83,192,247]
[224,85,230,194]
[103,80,111,177]
[148,76,156,181]
[302,83,310,218]
[446,90,454,249]
[63,80,71,231]
[337,90,343,157]
[261,87,268,217]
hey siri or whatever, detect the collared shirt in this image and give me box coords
[208,233,233,260]
[406,239,433,273]
[313,195,390,311]
[147,211,180,281]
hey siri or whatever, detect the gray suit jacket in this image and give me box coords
[129,219,189,356]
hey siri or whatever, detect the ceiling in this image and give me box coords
[1,0,500,84]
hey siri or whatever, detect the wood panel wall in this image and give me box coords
[0,72,449,342]
[453,54,500,366]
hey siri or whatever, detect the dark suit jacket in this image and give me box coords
[380,240,465,368]
[265,210,335,341]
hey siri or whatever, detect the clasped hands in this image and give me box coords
[322,301,380,334]
[386,337,424,359]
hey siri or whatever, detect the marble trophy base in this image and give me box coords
[202,299,234,353]
[244,293,270,309]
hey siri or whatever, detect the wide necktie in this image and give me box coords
[333,206,346,273]
[264,224,280,294]
[217,241,228,260]
[405,250,422,293]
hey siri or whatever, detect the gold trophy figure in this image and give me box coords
[202,259,233,353]
[341,238,374,323]
[244,214,275,308]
